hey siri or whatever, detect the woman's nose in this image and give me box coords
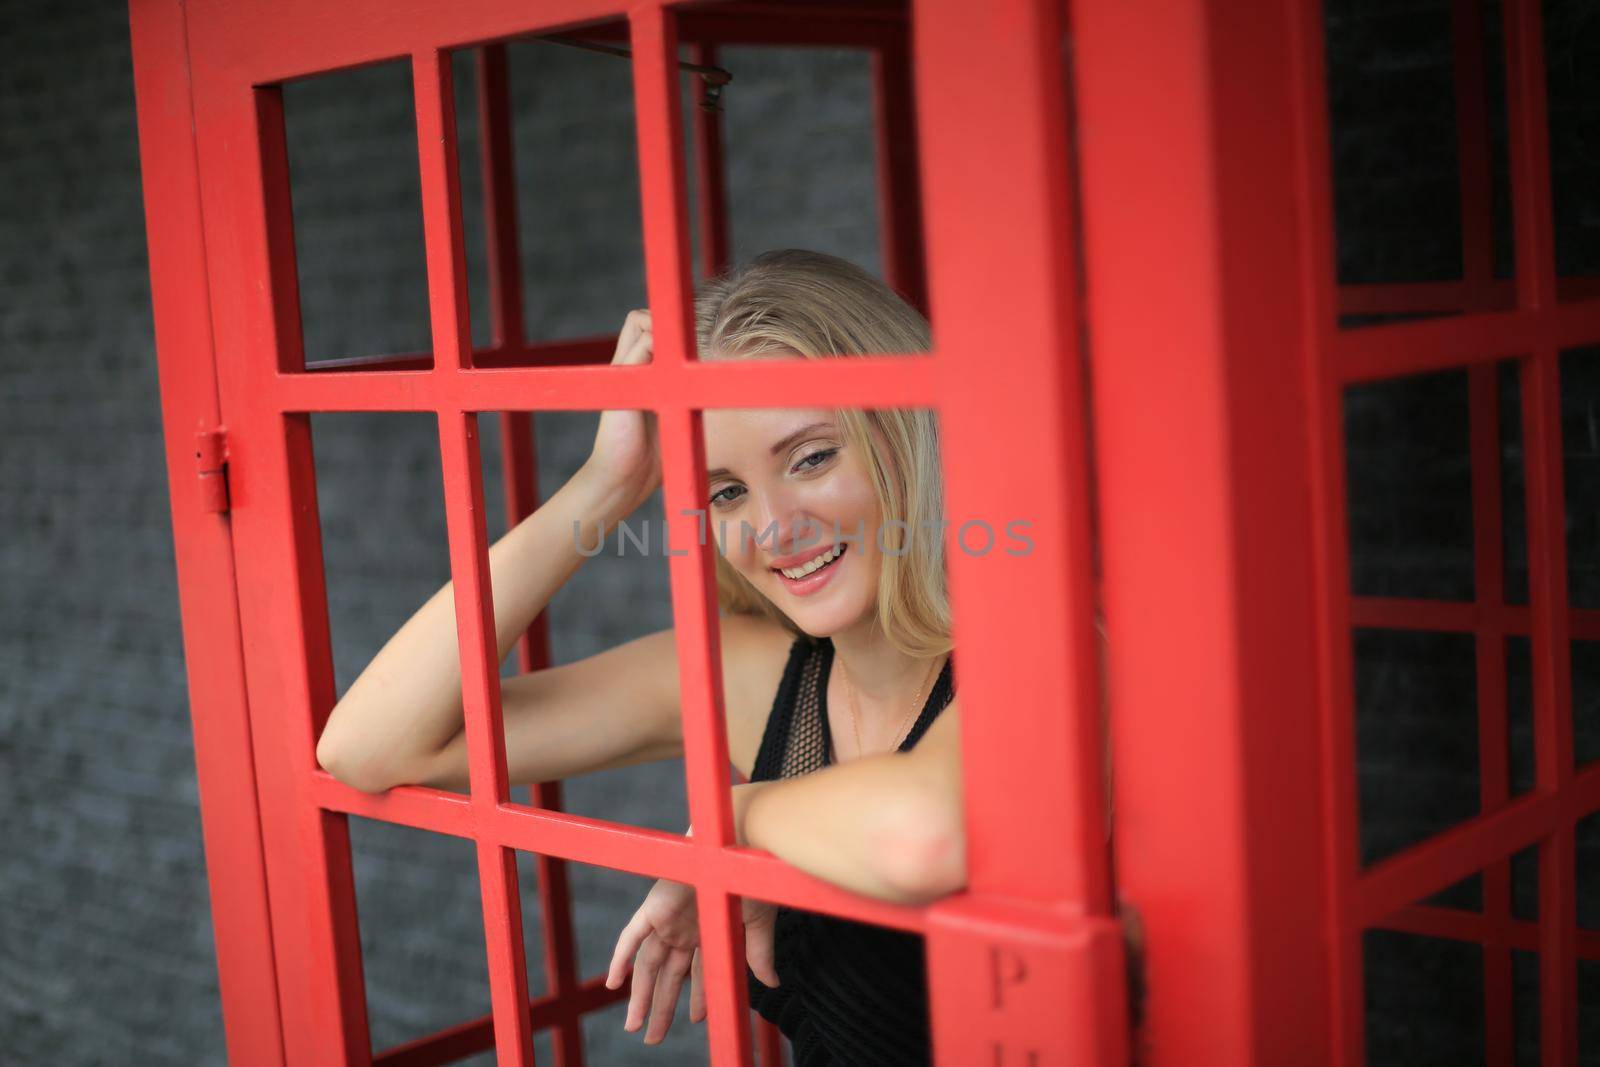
[749,489,823,557]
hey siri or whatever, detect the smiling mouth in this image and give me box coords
[772,542,848,580]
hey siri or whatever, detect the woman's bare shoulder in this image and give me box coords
[719,612,802,780]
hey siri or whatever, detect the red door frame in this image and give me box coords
[1077,1,1600,1064]
[131,0,1126,1063]
[129,3,287,1062]
[1073,1,1337,1060]
[136,0,1600,1063]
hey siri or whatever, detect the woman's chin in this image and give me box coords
[778,591,872,640]
[756,553,876,636]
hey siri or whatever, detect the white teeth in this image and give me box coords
[778,544,843,579]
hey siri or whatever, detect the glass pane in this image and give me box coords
[1363,928,1485,1066]
[1325,0,1516,327]
[1345,368,1474,601]
[350,818,493,1057]
[1354,628,1480,866]
[1543,0,1600,298]
[283,61,435,366]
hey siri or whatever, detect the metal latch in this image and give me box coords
[195,428,230,514]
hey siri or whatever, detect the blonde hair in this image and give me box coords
[695,248,951,659]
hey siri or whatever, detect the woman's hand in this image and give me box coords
[582,309,662,521]
[605,875,782,1045]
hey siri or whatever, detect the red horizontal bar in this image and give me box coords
[1354,761,1600,928]
[1338,279,1516,316]
[673,9,898,48]
[490,802,929,934]
[497,0,907,45]
[311,772,476,837]
[302,336,614,374]
[1336,277,1600,318]
[1348,596,1498,633]
[1379,902,1600,961]
[1355,788,1559,926]
[311,777,934,934]
[1349,598,1600,641]
[190,0,913,85]
[1336,297,1600,384]
[271,351,941,413]
[373,973,628,1067]
[1385,901,1510,947]
[189,0,630,84]
[557,4,905,48]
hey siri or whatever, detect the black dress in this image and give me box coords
[743,635,958,1067]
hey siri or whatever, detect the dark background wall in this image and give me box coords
[3,0,1598,1063]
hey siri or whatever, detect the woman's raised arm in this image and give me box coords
[314,464,638,793]
[316,310,663,794]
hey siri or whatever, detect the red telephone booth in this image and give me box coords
[127,0,1599,1063]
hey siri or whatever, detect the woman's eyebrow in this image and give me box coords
[707,421,836,479]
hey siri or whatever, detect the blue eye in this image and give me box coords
[796,448,838,471]
[709,448,838,509]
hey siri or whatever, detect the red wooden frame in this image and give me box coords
[131,0,1122,1063]
[131,0,1600,1062]
[1076,0,1600,1064]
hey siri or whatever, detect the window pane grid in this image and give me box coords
[161,0,1116,1060]
[1309,0,1593,1062]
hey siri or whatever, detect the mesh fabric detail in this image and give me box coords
[744,635,956,1067]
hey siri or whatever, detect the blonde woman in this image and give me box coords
[317,248,965,1064]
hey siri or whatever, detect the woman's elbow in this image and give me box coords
[315,732,395,795]
[876,799,967,904]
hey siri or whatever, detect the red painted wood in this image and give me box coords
[1075,0,1337,1061]
[135,0,1600,1063]
[127,1,289,1062]
[475,41,589,1067]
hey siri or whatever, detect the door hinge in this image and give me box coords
[195,428,230,514]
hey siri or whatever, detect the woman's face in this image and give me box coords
[702,407,883,636]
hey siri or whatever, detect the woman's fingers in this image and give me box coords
[745,916,780,989]
[642,946,692,1044]
[624,935,668,1033]
[611,876,702,1041]
[616,328,652,367]
[611,309,652,365]
[688,947,706,1024]
[605,910,652,991]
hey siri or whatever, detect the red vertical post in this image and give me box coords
[916,0,1125,1062]
[631,7,753,1066]
[1288,0,1371,1056]
[1503,0,1577,1061]
[475,40,588,1067]
[1074,0,1335,1062]
[127,1,289,1061]
[193,77,377,1065]
[170,69,374,1061]
[413,47,538,1066]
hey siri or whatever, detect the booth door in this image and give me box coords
[133,0,1129,1063]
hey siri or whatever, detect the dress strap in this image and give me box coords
[750,635,823,783]
[898,651,956,752]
